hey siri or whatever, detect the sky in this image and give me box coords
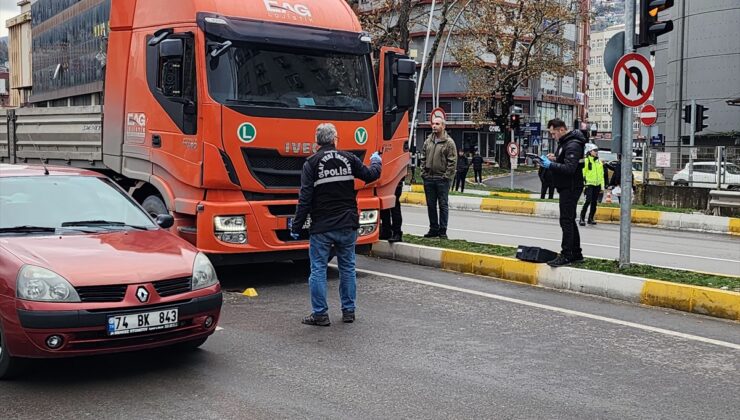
[0,3,22,38]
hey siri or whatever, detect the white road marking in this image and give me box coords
[353,266,740,350]
[215,326,224,331]
[404,223,740,264]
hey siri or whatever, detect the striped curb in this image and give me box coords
[371,241,740,321]
[400,191,740,235]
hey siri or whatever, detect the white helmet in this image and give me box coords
[584,143,599,154]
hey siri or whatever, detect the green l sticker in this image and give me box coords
[354,127,368,145]
[237,123,257,143]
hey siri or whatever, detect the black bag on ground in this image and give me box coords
[516,246,558,263]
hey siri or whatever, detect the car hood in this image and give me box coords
[0,230,198,286]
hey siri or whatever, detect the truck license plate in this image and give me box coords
[107,308,178,336]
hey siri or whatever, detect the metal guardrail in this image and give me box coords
[708,190,740,216]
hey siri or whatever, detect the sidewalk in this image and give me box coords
[402,187,740,236]
[372,240,740,322]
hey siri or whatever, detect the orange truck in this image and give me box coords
[2,0,415,265]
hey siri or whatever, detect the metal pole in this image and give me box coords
[510,128,516,190]
[619,0,636,268]
[408,0,437,150]
[716,146,723,190]
[688,99,695,185]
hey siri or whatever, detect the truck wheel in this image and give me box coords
[0,324,23,380]
[142,195,168,218]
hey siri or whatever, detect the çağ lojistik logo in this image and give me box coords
[263,0,312,20]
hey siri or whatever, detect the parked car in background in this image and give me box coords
[672,162,740,189]
[631,158,666,185]
[0,164,222,379]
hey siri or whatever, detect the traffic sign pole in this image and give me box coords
[689,99,696,186]
[620,0,636,268]
[510,130,515,190]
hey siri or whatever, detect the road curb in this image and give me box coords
[400,191,740,235]
[371,241,740,321]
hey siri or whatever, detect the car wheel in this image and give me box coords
[728,185,740,191]
[674,181,689,187]
[0,324,23,380]
[142,195,168,219]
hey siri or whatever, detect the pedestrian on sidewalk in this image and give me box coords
[538,165,555,199]
[539,118,586,267]
[579,144,604,226]
[472,151,484,184]
[420,117,457,240]
[292,123,382,326]
[380,179,404,243]
[452,150,469,193]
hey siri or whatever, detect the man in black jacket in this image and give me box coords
[539,118,586,267]
[472,151,484,184]
[291,123,382,326]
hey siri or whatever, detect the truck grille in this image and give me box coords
[153,277,192,297]
[76,285,128,303]
[242,148,366,189]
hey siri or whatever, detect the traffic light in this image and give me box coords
[695,105,709,133]
[682,104,691,123]
[638,0,674,47]
[510,114,521,129]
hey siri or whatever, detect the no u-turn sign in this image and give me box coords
[613,53,654,108]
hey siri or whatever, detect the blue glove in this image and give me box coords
[540,155,551,169]
[290,232,300,240]
[370,151,382,164]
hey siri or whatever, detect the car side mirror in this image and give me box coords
[156,214,175,229]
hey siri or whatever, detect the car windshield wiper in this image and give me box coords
[225,99,291,108]
[0,225,57,234]
[61,220,149,230]
[303,104,356,110]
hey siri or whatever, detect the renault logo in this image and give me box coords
[136,287,150,303]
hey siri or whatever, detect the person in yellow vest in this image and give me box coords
[580,143,604,226]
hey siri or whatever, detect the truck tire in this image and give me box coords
[142,195,168,218]
[0,324,23,380]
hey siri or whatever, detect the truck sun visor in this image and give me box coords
[196,13,370,55]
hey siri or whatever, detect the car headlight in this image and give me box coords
[16,265,81,302]
[359,210,379,224]
[214,216,246,232]
[192,252,219,290]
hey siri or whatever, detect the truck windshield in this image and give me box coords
[207,43,376,114]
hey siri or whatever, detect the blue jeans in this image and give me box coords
[308,228,358,315]
[423,178,450,232]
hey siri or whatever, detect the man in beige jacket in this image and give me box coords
[419,117,457,239]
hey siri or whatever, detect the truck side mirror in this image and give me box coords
[159,38,184,58]
[394,58,416,109]
[158,39,184,97]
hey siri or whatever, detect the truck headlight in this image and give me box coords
[192,252,219,290]
[359,210,378,224]
[16,265,80,302]
[214,215,247,244]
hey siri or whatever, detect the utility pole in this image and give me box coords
[619,0,636,268]
[688,99,695,185]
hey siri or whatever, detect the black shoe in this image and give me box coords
[438,233,448,240]
[388,232,403,243]
[342,311,355,323]
[579,220,586,226]
[423,230,439,238]
[302,313,330,326]
[547,255,573,267]
[572,254,585,263]
[587,220,597,225]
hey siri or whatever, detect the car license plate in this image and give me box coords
[288,215,311,230]
[107,308,178,336]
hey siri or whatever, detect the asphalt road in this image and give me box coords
[484,171,543,193]
[401,205,740,276]
[1,259,738,419]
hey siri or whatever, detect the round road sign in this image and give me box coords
[506,142,519,158]
[613,53,654,108]
[640,104,658,127]
[430,107,446,123]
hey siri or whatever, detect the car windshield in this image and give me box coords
[207,42,376,113]
[725,164,740,174]
[0,176,156,234]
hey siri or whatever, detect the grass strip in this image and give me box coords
[402,234,740,291]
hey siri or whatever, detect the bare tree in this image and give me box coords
[454,0,579,135]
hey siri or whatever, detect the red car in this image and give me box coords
[0,164,222,378]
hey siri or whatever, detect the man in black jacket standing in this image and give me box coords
[291,123,382,326]
[539,118,586,267]
[472,151,484,184]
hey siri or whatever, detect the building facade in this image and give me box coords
[5,0,33,107]
[587,24,623,140]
